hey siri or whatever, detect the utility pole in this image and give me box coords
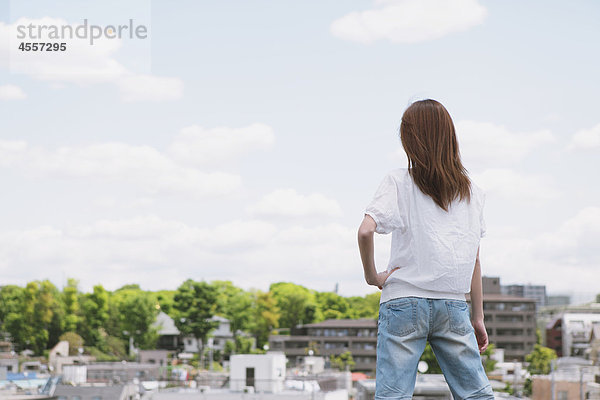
[579,366,585,400]
[551,359,556,400]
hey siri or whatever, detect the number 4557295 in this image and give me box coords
[18,42,67,51]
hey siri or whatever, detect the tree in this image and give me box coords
[346,292,380,319]
[62,278,80,333]
[270,282,319,328]
[79,285,110,348]
[330,351,355,371]
[7,280,63,354]
[249,290,279,348]
[110,288,159,351]
[212,281,253,339]
[481,343,497,373]
[173,279,219,366]
[315,292,349,320]
[59,332,84,355]
[155,290,176,316]
[0,285,26,350]
[525,344,557,375]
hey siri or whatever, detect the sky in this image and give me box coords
[0,0,599,303]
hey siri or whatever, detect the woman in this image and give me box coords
[357,99,494,399]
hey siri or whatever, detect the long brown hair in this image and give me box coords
[400,99,471,211]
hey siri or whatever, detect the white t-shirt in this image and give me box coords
[364,168,486,303]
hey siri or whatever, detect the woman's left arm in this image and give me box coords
[358,215,397,289]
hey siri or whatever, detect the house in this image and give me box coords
[181,316,234,353]
[154,312,237,354]
[155,311,181,351]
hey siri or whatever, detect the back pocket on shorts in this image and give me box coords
[386,298,417,337]
[445,300,473,336]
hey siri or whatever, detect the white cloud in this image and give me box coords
[247,189,343,218]
[456,120,556,169]
[533,207,600,265]
[481,208,600,300]
[168,124,275,167]
[0,84,27,100]
[117,74,184,102]
[0,216,365,295]
[331,0,487,44]
[568,123,600,150]
[473,168,559,201]
[0,17,182,102]
[0,123,276,197]
[0,140,240,197]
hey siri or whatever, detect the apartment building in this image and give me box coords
[269,319,377,372]
[502,283,547,309]
[475,277,538,361]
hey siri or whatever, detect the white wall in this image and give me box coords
[562,313,600,356]
[230,353,286,393]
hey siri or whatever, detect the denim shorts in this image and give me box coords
[376,297,494,400]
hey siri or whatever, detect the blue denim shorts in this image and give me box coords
[376,297,494,400]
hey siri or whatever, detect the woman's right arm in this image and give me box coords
[358,215,397,289]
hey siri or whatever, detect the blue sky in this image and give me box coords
[0,0,599,303]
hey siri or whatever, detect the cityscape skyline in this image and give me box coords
[0,0,598,302]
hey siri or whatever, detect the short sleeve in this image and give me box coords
[364,173,404,235]
[479,192,487,238]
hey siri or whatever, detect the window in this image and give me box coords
[496,329,524,336]
[496,315,523,323]
[558,391,568,400]
[324,342,347,349]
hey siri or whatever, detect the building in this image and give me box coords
[502,283,547,309]
[48,341,95,374]
[269,319,377,372]
[476,277,537,361]
[52,383,138,400]
[138,350,169,379]
[531,358,600,400]
[230,353,286,393]
[155,311,181,351]
[154,312,237,354]
[182,316,234,354]
[86,362,161,383]
[547,295,571,307]
[546,313,600,357]
[538,301,600,349]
